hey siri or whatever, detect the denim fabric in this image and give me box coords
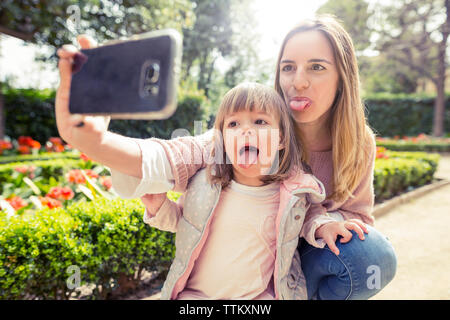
[298,225,397,300]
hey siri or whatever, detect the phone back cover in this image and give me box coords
[69,35,172,115]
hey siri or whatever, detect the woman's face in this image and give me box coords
[279,30,340,125]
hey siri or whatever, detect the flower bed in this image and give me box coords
[376,134,450,152]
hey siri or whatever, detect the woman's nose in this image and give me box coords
[293,69,310,91]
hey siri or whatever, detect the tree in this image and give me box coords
[317,0,372,53]
[181,0,234,98]
[373,0,449,136]
[181,0,263,100]
[0,0,194,139]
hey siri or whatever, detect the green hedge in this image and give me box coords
[3,86,210,142]
[374,151,440,202]
[364,93,450,137]
[0,198,175,300]
[0,152,81,164]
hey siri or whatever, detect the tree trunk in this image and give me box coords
[0,81,4,139]
[433,0,450,137]
[433,79,445,137]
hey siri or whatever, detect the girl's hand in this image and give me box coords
[314,219,369,255]
[141,193,167,217]
[55,34,111,152]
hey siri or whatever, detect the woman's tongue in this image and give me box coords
[290,99,310,111]
[238,148,258,168]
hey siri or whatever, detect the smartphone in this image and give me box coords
[69,29,182,120]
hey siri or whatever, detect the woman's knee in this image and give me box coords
[336,225,397,299]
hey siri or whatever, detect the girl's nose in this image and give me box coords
[241,124,256,136]
[293,69,310,91]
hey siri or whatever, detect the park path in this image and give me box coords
[371,154,450,300]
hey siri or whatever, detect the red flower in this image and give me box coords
[66,169,86,184]
[376,146,389,159]
[17,136,41,150]
[29,140,41,149]
[14,165,36,178]
[18,145,31,154]
[18,136,33,146]
[49,137,63,145]
[46,186,74,201]
[39,196,62,209]
[66,169,98,184]
[60,186,75,200]
[100,176,112,190]
[6,196,27,211]
[80,153,91,161]
[0,140,12,150]
[85,169,99,179]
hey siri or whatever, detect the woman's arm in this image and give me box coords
[110,130,213,199]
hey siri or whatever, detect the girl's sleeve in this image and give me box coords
[149,129,214,193]
[142,193,185,233]
[301,203,335,248]
[296,173,335,248]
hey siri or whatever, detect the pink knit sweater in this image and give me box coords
[150,130,376,226]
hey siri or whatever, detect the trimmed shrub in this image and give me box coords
[0,198,175,300]
[374,151,440,202]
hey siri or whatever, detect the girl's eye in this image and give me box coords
[227,121,237,128]
[311,64,325,71]
[281,65,294,72]
[255,119,268,125]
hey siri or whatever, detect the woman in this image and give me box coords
[55,15,397,300]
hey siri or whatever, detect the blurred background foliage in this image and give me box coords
[0,0,448,139]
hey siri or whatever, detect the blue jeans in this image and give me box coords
[298,224,397,300]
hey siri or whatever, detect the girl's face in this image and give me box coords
[222,110,282,186]
[279,30,340,125]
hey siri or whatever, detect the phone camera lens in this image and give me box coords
[145,63,160,84]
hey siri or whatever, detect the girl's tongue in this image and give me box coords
[238,147,258,169]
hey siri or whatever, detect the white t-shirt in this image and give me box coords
[177,180,280,300]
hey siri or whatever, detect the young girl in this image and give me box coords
[136,82,334,300]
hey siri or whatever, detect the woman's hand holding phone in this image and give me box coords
[54,34,143,179]
[55,35,111,153]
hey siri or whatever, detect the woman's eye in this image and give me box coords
[255,119,268,125]
[311,64,325,71]
[281,65,293,72]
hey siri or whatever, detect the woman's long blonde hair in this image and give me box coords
[274,15,375,202]
[207,82,303,188]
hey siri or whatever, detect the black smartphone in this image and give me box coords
[69,29,182,120]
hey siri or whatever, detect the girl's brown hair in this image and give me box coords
[274,14,375,202]
[207,82,303,188]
